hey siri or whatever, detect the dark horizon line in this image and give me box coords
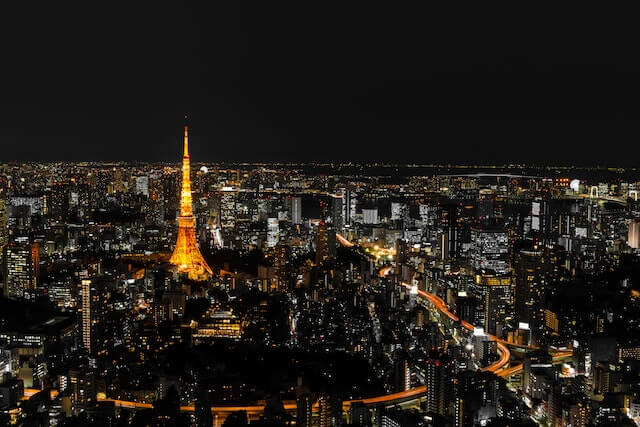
[0,159,638,170]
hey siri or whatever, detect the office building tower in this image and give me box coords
[629,219,640,249]
[475,273,513,336]
[290,196,302,225]
[331,194,344,230]
[342,189,356,226]
[220,187,236,229]
[391,202,408,222]
[425,354,456,416]
[514,246,556,342]
[0,196,6,249]
[318,393,342,427]
[348,402,371,427]
[471,224,509,274]
[362,207,379,225]
[4,241,38,299]
[81,279,109,355]
[392,350,411,392]
[267,217,279,248]
[295,378,313,427]
[274,244,292,290]
[134,176,149,196]
[68,369,96,415]
[169,122,213,280]
[315,223,336,265]
[441,204,459,259]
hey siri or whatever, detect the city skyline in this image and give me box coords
[2,4,640,427]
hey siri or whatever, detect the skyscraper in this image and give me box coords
[331,194,343,230]
[267,217,279,248]
[514,246,558,343]
[81,279,108,355]
[470,224,509,274]
[290,196,302,225]
[475,272,513,336]
[169,122,213,280]
[315,223,336,265]
[425,354,456,416]
[362,207,379,225]
[629,218,640,249]
[4,240,38,299]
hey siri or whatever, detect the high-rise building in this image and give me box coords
[0,195,7,250]
[318,393,342,427]
[514,247,553,342]
[4,240,38,299]
[274,244,292,290]
[629,219,640,249]
[295,378,313,427]
[348,402,371,427]
[81,279,108,354]
[475,273,513,336]
[267,217,279,248]
[514,248,542,324]
[220,187,236,229]
[134,176,149,196]
[392,350,411,392]
[290,197,302,225]
[471,224,509,274]
[81,279,92,352]
[331,195,343,230]
[315,223,336,265]
[454,371,502,427]
[342,189,356,226]
[362,208,379,225]
[391,202,408,223]
[68,369,96,415]
[169,122,213,280]
[425,354,456,416]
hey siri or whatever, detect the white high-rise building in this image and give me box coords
[135,176,149,196]
[290,197,302,225]
[391,202,408,221]
[220,187,236,229]
[471,226,509,274]
[363,208,379,225]
[267,217,279,248]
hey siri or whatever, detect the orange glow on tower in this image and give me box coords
[169,122,213,280]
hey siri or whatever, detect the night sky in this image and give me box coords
[1,3,639,164]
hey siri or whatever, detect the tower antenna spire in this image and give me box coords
[183,114,189,157]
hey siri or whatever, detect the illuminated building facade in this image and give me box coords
[315,223,336,265]
[470,225,509,274]
[4,241,38,299]
[290,196,302,225]
[81,279,108,355]
[475,273,513,336]
[169,124,213,280]
[629,219,640,249]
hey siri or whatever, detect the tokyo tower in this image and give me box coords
[169,121,213,280]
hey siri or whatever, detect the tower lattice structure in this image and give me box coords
[169,123,213,280]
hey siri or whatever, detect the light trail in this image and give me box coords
[336,233,354,247]
[495,351,573,378]
[379,266,392,277]
[97,388,429,416]
[399,283,511,373]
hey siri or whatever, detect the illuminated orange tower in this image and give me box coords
[170,121,213,280]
